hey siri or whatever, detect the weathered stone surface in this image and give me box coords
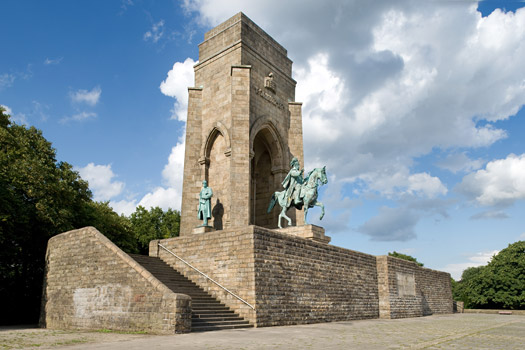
[274,224,331,243]
[180,12,304,234]
[40,227,191,334]
[152,226,452,327]
[376,255,453,319]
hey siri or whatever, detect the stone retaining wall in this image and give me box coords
[252,228,379,326]
[40,227,191,334]
[376,255,453,319]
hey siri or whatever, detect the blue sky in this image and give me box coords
[2,0,525,279]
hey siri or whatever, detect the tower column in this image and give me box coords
[229,65,252,228]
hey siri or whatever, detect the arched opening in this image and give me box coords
[250,128,283,228]
[207,131,230,229]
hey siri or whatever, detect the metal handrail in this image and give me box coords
[157,243,255,310]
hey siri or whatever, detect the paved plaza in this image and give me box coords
[2,314,524,350]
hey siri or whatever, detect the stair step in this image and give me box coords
[130,253,252,333]
[191,324,253,332]
[193,310,236,316]
[192,315,244,321]
[192,320,251,326]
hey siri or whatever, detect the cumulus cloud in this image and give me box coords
[70,87,101,106]
[108,139,186,215]
[457,153,525,207]
[162,141,185,189]
[1,104,12,115]
[44,57,63,65]
[1,104,28,124]
[160,58,196,121]
[76,163,124,201]
[138,187,182,211]
[144,20,165,43]
[435,152,485,174]
[182,1,525,199]
[60,111,97,124]
[0,73,16,89]
[357,206,419,241]
[442,250,499,280]
[470,210,510,220]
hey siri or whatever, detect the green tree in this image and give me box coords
[130,206,180,254]
[83,201,137,254]
[0,107,92,324]
[388,251,424,266]
[454,242,525,310]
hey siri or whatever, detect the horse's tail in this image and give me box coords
[267,192,277,213]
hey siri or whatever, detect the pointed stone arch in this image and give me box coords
[199,122,231,229]
[249,119,287,228]
[200,121,232,166]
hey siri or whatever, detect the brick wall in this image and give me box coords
[376,255,453,319]
[40,227,191,334]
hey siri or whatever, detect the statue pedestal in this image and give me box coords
[193,226,215,235]
[274,225,330,244]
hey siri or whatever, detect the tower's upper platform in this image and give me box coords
[198,12,292,77]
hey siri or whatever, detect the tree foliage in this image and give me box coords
[388,251,424,266]
[0,108,181,324]
[453,241,525,310]
[1,108,92,324]
[130,206,180,254]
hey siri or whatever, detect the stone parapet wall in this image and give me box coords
[376,255,453,319]
[252,227,380,326]
[40,227,191,334]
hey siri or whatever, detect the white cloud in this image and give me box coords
[457,153,525,207]
[357,206,419,242]
[110,199,138,217]
[470,210,509,220]
[160,58,196,121]
[1,104,12,115]
[361,167,447,199]
[162,141,185,189]
[442,250,499,280]
[108,140,186,215]
[520,232,525,240]
[44,57,63,65]
[76,163,124,201]
[144,20,165,43]
[0,73,15,89]
[70,87,101,106]
[1,104,28,124]
[137,187,182,212]
[436,152,485,174]
[182,1,525,206]
[60,111,97,123]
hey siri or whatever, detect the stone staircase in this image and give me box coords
[130,254,253,332]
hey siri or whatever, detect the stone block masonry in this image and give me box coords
[376,255,453,319]
[40,227,191,334]
[152,225,452,327]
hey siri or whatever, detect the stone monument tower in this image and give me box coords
[180,12,305,235]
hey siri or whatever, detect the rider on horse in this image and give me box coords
[282,157,304,209]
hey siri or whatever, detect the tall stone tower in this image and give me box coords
[179,12,304,235]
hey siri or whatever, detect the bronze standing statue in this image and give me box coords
[197,180,213,227]
[267,157,328,228]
